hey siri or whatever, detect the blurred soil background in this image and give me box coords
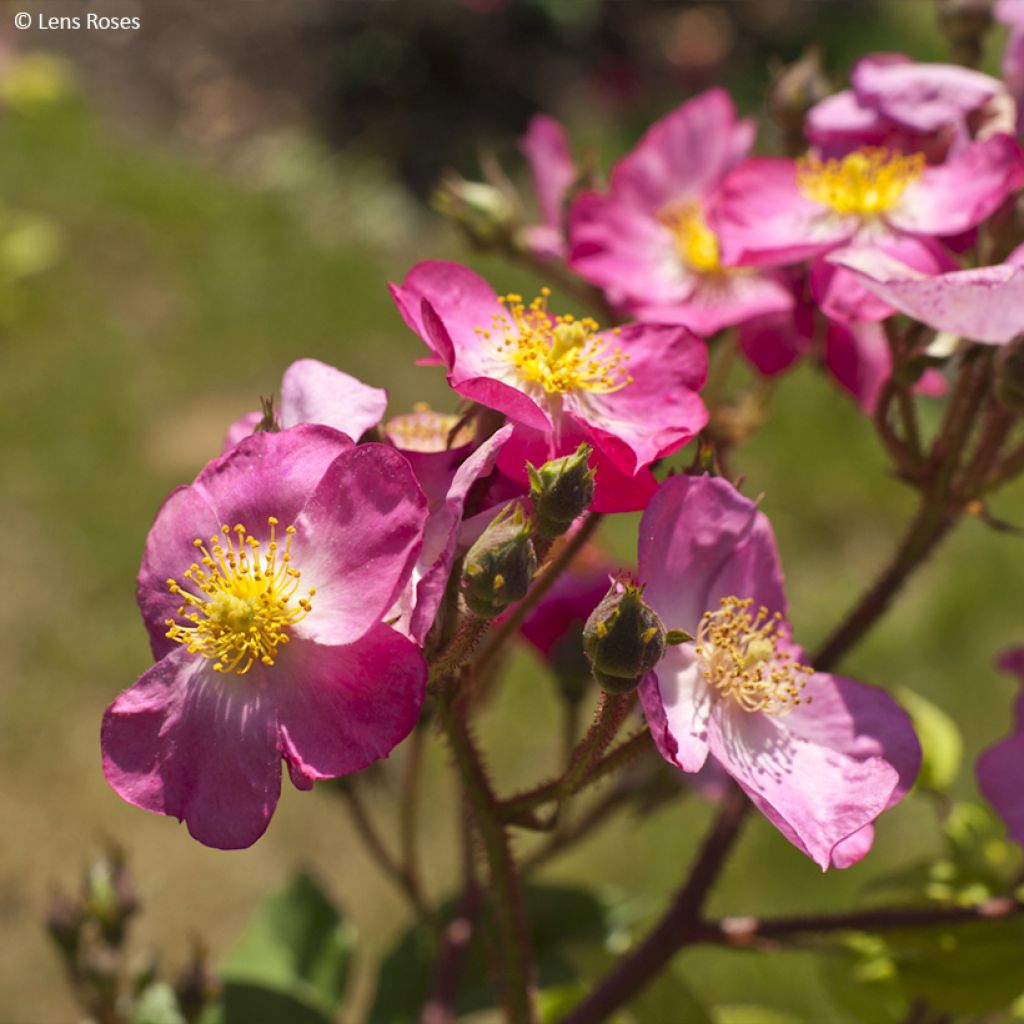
[1,0,1023,1021]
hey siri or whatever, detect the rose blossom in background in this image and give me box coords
[806,53,1013,159]
[637,474,921,868]
[976,648,1024,846]
[519,114,577,261]
[102,426,429,849]
[390,260,708,513]
[997,0,1024,135]
[569,89,793,335]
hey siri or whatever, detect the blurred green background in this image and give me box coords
[3,1,1023,1020]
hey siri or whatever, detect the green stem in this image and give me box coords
[436,686,537,1024]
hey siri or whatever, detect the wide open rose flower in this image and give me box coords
[569,89,793,336]
[102,425,429,849]
[637,474,921,868]
[390,260,708,513]
[976,648,1024,846]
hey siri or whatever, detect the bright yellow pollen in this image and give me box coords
[796,147,925,217]
[659,202,722,273]
[164,517,315,677]
[475,288,632,395]
[694,596,813,715]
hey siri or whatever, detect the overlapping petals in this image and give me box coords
[104,427,429,849]
[569,89,792,334]
[831,243,1024,344]
[636,475,920,869]
[519,114,577,261]
[390,260,708,512]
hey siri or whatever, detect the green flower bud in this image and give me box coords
[583,581,666,694]
[431,172,517,248]
[527,443,596,539]
[462,503,538,618]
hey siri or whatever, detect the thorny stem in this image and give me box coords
[337,785,435,928]
[557,784,750,1024]
[435,681,537,1024]
[473,513,604,677]
[693,896,1024,948]
[498,726,651,823]
[430,612,492,684]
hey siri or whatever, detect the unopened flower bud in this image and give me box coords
[996,340,1024,413]
[432,172,517,248]
[85,846,138,948]
[176,941,220,1023]
[463,503,538,618]
[45,889,85,958]
[527,444,596,539]
[769,46,831,155]
[583,581,666,694]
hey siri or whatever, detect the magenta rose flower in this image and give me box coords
[976,648,1024,846]
[568,89,793,335]
[637,474,921,868]
[830,243,1024,345]
[390,260,708,513]
[102,425,429,849]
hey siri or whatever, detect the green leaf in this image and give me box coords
[887,918,1024,1014]
[132,983,186,1024]
[818,934,907,1024]
[896,687,962,792]
[217,870,355,1024]
[714,1007,806,1024]
[369,884,611,1023]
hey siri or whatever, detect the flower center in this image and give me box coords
[797,147,924,217]
[694,596,813,715]
[475,289,632,395]
[164,517,315,676]
[658,202,722,273]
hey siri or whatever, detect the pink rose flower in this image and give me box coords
[568,89,793,335]
[390,260,708,513]
[713,136,1023,269]
[997,0,1024,134]
[637,474,921,868]
[807,53,1011,159]
[102,426,429,849]
[223,359,515,644]
[519,114,577,261]
[977,647,1024,846]
[830,242,1024,345]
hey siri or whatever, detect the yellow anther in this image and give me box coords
[797,147,924,217]
[658,202,722,273]
[483,290,632,396]
[695,596,813,715]
[163,515,314,677]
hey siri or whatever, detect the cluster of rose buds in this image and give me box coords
[95,17,1024,1024]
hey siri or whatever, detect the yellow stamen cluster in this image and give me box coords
[659,202,722,273]
[475,288,632,395]
[164,517,315,677]
[797,147,925,217]
[695,596,813,715]
[386,405,475,453]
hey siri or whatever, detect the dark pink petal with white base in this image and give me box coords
[102,650,282,850]
[276,627,427,784]
[640,650,711,772]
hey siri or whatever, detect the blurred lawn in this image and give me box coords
[3,46,1024,1023]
